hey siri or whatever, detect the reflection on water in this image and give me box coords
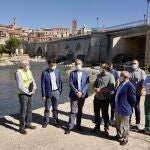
[0,62,93,117]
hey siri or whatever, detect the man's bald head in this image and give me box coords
[120,71,130,79]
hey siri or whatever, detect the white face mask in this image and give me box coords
[132,64,138,70]
[119,76,124,82]
[76,64,82,70]
[51,65,56,70]
[26,65,30,70]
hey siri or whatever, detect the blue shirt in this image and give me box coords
[110,69,119,81]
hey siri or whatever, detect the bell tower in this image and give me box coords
[12,17,16,29]
[72,19,77,36]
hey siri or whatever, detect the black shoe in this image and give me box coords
[65,129,71,134]
[91,127,100,133]
[25,124,36,129]
[19,128,27,135]
[42,123,48,128]
[76,126,83,132]
[120,140,128,146]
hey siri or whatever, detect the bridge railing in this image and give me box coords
[92,19,147,32]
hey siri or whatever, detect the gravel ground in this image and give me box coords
[0,94,150,150]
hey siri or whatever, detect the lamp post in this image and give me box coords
[147,0,150,24]
[97,17,99,31]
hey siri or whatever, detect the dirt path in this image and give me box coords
[0,94,150,150]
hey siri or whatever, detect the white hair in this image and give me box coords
[20,59,29,66]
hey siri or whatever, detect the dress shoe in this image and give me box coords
[120,140,128,146]
[42,123,48,128]
[19,128,27,135]
[25,124,36,129]
[65,129,71,134]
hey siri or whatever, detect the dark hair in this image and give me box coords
[101,63,109,71]
[47,59,56,64]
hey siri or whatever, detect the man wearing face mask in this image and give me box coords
[129,60,146,129]
[16,59,37,135]
[114,71,136,146]
[92,63,115,135]
[65,59,89,134]
[41,59,62,128]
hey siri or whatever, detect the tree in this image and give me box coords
[5,37,21,55]
[0,44,6,56]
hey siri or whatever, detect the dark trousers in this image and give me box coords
[145,95,150,131]
[94,98,109,129]
[110,94,115,120]
[68,98,85,129]
[44,90,60,124]
[19,94,32,129]
[134,95,141,124]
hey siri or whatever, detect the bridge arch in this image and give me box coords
[75,42,81,52]
[37,47,43,56]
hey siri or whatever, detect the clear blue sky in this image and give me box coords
[0,0,148,29]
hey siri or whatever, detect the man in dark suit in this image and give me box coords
[41,59,62,128]
[114,71,136,146]
[65,59,89,134]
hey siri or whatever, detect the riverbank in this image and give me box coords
[0,55,46,66]
[0,94,149,150]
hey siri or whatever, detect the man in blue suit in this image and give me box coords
[114,71,136,146]
[41,59,62,128]
[65,59,89,134]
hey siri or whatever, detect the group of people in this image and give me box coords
[15,58,150,146]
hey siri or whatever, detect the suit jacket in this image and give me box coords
[69,70,89,99]
[115,81,136,116]
[41,68,62,98]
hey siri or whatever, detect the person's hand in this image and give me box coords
[76,91,82,98]
[42,97,46,100]
[29,92,34,95]
[32,90,35,95]
[137,88,143,96]
[94,88,100,93]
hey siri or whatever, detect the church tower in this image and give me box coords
[72,19,77,36]
[12,17,16,29]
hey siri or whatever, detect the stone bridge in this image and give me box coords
[24,32,109,64]
[24,20,150,66]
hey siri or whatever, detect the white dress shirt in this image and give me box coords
[77,71,82,91]
[49,70,58,91]
[143,75,150,95]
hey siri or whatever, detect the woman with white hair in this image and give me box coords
[16,59,37,135]
[114,71,136,146]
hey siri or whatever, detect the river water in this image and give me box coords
[0,62,93,117]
